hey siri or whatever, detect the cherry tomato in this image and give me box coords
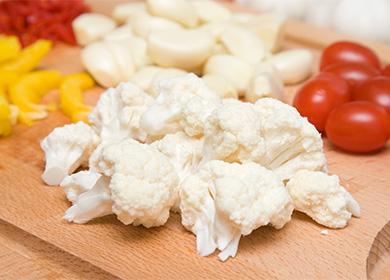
[325,101,389,153]
[294,73,351,132]
[320,41,381,70]
[383,65,390,78]
[352,76,390,114]
[323,63,380,87]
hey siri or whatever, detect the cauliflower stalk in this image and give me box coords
[152,132,204,212]
[180,161,293,261]
[140,73,220,137]
[41,121,100,186]
[89,82,153,142]
[286,170,360,228]
[203,98,326,181]
[65,139,178,228]
[60,170,101,203]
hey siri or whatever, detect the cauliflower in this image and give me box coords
[89,82,153,142]
[60,170,101,203]
[152,132,204,211]
[41,121,100,186]
[180,160,293,261]
[140,73,220,138]
[254,98,327,180]
[66,139,178,227]
[64,175,112,224]
[203,99,265,163]
[286,170,360,228]
[203,98,326,181]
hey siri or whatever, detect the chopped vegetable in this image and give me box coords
[0,0,89,46]
[0,40,52,74]
[0,36,21,63]
[60,72,95,123]
[0,88,18,136]
[9,70,62,125]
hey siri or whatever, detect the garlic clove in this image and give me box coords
[112,2,148,24]
[267,49,314,85]
[202,74,239,99]
[131,15,182,39]
[72,13,116,46]
[148,29,214,71]
[146,0,199,27]
[192,0,231,23]
[204,54,254,95]
[220,25,266,64]
[130,66,165,92]
[103,23,133,42]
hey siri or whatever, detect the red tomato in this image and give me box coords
[352,76,390,114]
[320,41,381,70]
[294,73,351,132]
[383,65,390,78]
[323,63,380,87]
[325,101,389,153]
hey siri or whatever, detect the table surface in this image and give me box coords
[1,1,390,279]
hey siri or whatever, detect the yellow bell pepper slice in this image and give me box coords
[0,36,21,64]
[0,40,52,74]
[0,70,19,90]
[60,72,95,123]
[0,88,18,136]
[9,70,62,126]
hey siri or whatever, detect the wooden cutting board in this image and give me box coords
[1,1,390,279]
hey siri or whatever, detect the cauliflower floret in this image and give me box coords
[68,139,178,227]
[140,73,219,137]
[286,170,361,228]
[89,82,153,142]
[254,98,327,180]
[60,170,101,203]
[63,175,112,224]
[204,98,326,181]
[180,160,293,261]
[203,99,265,163]
[41,122,100,186]
[180,172,217,256]
[152,132,204,211]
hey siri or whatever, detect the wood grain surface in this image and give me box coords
[1,1,390,279]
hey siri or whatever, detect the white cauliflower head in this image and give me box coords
[140,73,220,137]
[286,170,360,228]
[254,98,327,180]
[60,170,101,203]
[152,132,204,212]
[41,121,100,186]
[204,98,327,181]
[203,99,265,163]
[89,82,153,142]
[87,139,178,227]
[180,160,293,261]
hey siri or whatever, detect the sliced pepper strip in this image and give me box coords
[0,36,21,64]
[0,40,52,74]
[60,72,95,123]
[0,88,18,136]
[9,70,62,125]
[0,70,19,90]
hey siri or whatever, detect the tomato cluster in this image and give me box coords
[0,0,89,46]
[294,41,390,153]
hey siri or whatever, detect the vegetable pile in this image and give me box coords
[0,35,95,136]
[41,73,360,262]
[71,0,315,102]
[0,0,89,46]
[294,41,390,153]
